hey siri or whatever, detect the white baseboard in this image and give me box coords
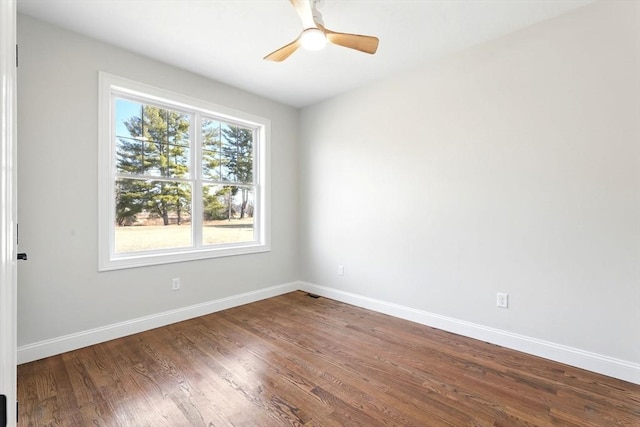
[18,280,640,385]
[17,282,298,364]
[298,281,640,385]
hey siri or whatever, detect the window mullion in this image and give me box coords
[193,112,203,248]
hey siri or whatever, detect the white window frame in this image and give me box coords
[98,72,270,271]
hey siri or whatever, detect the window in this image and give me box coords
[99,72,270,270]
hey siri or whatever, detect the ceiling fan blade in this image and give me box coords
[290,0,316,29]
[264,38,302,62]
[319,25,379,55]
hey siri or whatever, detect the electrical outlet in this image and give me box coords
[172,278,181,291]
[497,292,508,308]
[338,265,344,276]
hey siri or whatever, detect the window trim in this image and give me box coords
[98,72,270,271]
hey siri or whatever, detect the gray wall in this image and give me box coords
[299,0,639,364]
[17,15,299,346]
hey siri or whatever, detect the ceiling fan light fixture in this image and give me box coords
[263,0,379,62]
[300,27,326,51]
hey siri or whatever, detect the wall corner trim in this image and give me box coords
[297,281,640,385]
[17,282,299,364]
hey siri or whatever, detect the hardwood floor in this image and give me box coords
[18,291,640,426]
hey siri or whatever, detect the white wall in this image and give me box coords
[17,15,299,348]
[299,0,639,367]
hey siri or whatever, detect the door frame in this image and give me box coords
[0,0,18,425]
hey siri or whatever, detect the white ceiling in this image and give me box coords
[17,0,592,108]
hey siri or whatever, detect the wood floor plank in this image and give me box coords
[18,291,640,426]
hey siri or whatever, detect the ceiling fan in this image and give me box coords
[264,0,379,62]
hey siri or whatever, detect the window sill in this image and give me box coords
[98,243,271,271]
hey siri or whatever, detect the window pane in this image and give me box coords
[115,99,143,139]
[116,137,144,175]
[202,153,231,182]
[202,185,255,245]
[202,118,225,181]
[167,111,190,146]
[143,143,190,178]
[221,125,253,184]
[202,118,221,151]
[115,179,192,253]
